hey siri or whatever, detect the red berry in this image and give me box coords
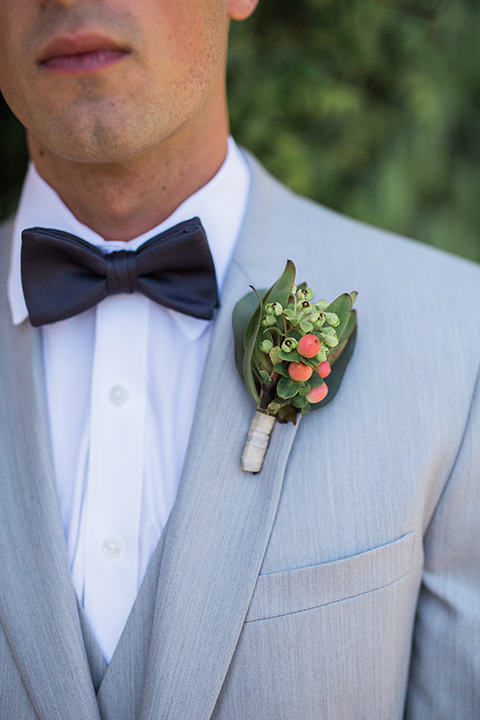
[297,334,321,358]
[316,361,331,378]
[288,362,313,382]
[306,383,329,404]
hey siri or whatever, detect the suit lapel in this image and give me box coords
[0,154,299,720]
[0,266,100,720]
[140,159,301,720]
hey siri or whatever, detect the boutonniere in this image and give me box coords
[233,260,357,472]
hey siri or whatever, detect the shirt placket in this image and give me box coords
[79,292,149,661]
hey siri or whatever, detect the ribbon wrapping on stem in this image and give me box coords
[241,412,276,472]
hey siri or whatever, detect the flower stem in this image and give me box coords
[259,371,280,411]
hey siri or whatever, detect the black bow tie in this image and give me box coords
[21,217,220,327]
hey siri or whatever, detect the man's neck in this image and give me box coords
[27,113,229,242]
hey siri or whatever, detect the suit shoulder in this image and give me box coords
[0,217,14,286]
[0,217,14,244]
[242,150,480,289]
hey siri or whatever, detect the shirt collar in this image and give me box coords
[8,137,250,341]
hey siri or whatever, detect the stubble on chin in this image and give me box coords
[12,5,147,162]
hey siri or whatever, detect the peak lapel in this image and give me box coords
[140,183,301,720]
[0,309,101,720]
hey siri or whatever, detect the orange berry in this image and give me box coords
[288,362,313,382]
[297,334,321,358]
[306,383,328,404]
[316,361,331,378]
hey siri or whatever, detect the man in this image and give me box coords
[0,0,479,718]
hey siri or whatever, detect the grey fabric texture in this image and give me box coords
[76,600,107,693]
[0,223,101,720]
[96,522,169,720]
[1,152,480,718]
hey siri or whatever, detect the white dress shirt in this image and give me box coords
[7,138,250,663]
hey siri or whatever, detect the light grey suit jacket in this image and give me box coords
[1,153,480,720]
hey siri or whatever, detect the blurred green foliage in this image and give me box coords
[0,94,28,222]
[1,0,480,262]
[228,0,480,262]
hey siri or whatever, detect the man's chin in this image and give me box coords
[39,141,145,165]
[29,112,156,164]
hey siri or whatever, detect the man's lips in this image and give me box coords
[41,49,127,73]
[37,33,128,73]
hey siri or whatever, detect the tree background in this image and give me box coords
[1,0,480,262]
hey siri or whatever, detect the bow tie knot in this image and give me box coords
[105,250,139,295]
[21,217,220,326]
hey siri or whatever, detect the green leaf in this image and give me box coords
[232,287,266,380]
[273,362,289,377]
[298,355,320,370]
[243,288,267,351]
[277,376,299,399]
[259,369,272,385]
[269,346,281,365]
[266,326,283,337]
[288,329,302,341]
[248,261,297,380]
[310,325,357,412]
[262,260,296,310]
[308,371,325,389]
[329,309,357,366]
[338,308,357,343]
[324,294,353,338]
[242,288,263,406]
[279,349,301,363]
[292,395,307,408]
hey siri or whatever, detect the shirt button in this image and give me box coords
[102,536,123,557]
[109,385,128,405]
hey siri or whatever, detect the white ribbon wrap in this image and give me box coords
[241,411,276,473]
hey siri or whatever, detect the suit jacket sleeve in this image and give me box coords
[405,362,480,718]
